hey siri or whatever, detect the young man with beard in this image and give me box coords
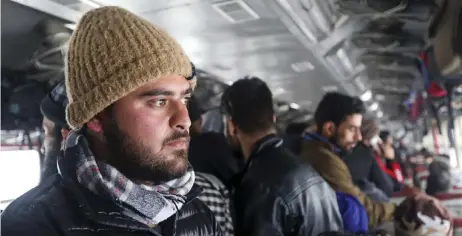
[2,6,221,236]
[221,77,343,236]
[300,92,450,228]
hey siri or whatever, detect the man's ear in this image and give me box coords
[86,116,104,134]
[227,119,237,137]
[321,121,336,137]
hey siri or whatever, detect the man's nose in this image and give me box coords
[170,101,191,131]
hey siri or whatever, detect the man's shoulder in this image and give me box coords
[253,149,328,198]
[3,175,65,215]
[2,175,71,233]
[176,197,220,234]
[302,140,336,155]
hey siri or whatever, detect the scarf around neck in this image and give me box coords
[63,131,196,227]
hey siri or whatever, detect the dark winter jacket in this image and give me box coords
[2,171,221,236]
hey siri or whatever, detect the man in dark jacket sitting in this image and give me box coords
[2,6,221,236]
[221,77,343,236]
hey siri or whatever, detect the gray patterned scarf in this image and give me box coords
[64,131,195,227]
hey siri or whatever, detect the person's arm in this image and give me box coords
[369,157,394,197]
[2,209,60,236]
[287,174,343,235]
[238,178,342,236]
[309,149,396,227]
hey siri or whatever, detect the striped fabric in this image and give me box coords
[195,172,234,236]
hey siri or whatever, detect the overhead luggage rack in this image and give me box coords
[336,0,408,16]
[358,51,419,68]
[276,0,346,43]
[349,32,425,53]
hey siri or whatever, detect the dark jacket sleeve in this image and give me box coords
[285,175,343,235]
[2,205,60,236]
[369,158,394,197]
[238,174,343,236]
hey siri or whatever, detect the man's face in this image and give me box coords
[42,117,61,157]
[325,114,363,152]
[99,75,192,183]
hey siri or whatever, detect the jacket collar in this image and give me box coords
[304,132,342,154]
[233,134,283,186]
[249,133,283,158]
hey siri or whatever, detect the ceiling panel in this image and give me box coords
[94,0,198,14]
[4,0,350,113]
[138,0,341,109]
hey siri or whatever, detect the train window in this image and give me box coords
[0,150,40,210]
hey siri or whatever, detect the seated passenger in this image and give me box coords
[344,118,394,199]
[221,77,343,236]
[300,92,449,228]
[2,7,221,236]
[426,154,452,196]
[377,131,404,187]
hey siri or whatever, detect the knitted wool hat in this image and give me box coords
[65,6,196,130]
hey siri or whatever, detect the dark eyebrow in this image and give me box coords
[183,87,193,96]
[140,87,192,97]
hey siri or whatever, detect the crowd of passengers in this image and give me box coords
[1,6,454,236]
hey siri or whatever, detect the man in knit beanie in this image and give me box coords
[2,6,222,236]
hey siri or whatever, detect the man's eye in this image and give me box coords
[152,99,167,107]
[182,97,191,105]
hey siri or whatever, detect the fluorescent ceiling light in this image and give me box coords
[289,103,300,109]
[369,102,379,111]
[65,23,76,30]
[322,85,338,92]
[359,90,372,101]
[377,110,383,118]
[273,87,286,97]
[375,94,386,101]
[79,0,101,8]
[336,48,353,71]
[291,61,315,72]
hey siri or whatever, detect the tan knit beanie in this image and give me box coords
[65,6,196,130]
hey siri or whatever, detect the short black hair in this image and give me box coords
[286,122,312,135]
[220,76,274,134]
[379,130,391,142]
[314,92,365,130]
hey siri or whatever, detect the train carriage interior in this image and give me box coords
[1,0,462,234]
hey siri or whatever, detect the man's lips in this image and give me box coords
[165,138,189,149]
